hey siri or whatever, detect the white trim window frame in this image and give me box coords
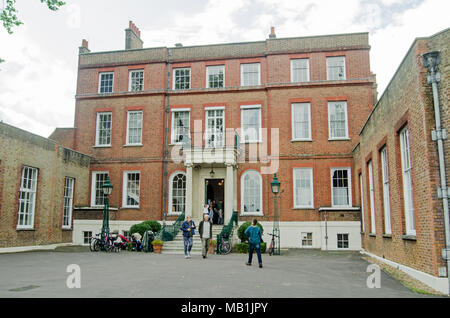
[301,232,313,248]
[95,112,112,147]
[17,166,38,229]
[290,58,310,83]
[128,69,144,92]
[359,173,365,233]
[240,170,263,216]
[205,107,225,148]
[293,167,314,209]
[240,105,261,143]
[171,109,191,144]
[98,72,114,93]
[381,147,392,234]
[291,102,312,141]
[326,56,346,80]
[328,101,349,140]
[168,171,186,215]
[240,63,261,86]
[122,171,140,208]
[368,160,376,235]
[206,65,225,88]
[91,171,109,207]
[173,67,191,90]
[400,126,416,236]
[126,110,143,146]
[62,177,75,229]
[337,233,349,249]
[330,167,352,208]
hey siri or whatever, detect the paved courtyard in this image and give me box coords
[0,247,441,298]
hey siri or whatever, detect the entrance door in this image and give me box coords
[205,179,225,224]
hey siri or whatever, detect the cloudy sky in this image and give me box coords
[0,0,448,138]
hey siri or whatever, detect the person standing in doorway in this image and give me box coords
[180,216,196,259]
[199,213,213,259]
[244,219,263,268]
[208,202,214,225]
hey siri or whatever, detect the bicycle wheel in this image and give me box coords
[90,238,100,252]
[268,243,273,256]
[220,241,232,255]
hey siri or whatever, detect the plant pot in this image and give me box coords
[153,245,163,254]
[208,244,216,254]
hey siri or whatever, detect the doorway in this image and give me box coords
[205,179,224,224]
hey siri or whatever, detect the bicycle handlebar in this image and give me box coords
[268,233,279,237]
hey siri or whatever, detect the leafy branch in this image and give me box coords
[1,0,65,34]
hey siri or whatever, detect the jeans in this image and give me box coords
[183,236,193,255]
[248,242,262,265]
[201,238,210,257]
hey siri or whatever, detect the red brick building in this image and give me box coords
[353,28,450,294]
[54,22,376,250]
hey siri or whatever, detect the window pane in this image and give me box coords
[329,102,347,139]
[327,56,345,80]
[17,167,38,227]
[292,103,310,139]
[130,70,144,92]
[173,111,190,143]
[241,63,260,86]
[127,111,142,144]
[97,113,112,145]
[99,73,113,93]
[63,177,74,228]
[94,173,108,206]
[207,65,224,88]
[332,169,350,206]
[125,172,140,207]
[174,68,190,90]
[171,173,186,213]
[242,171,262,213]
[242,108,260,142]
[291,59,309,82]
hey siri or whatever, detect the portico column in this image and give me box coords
[225,163,234,223]
[185,164,193,218]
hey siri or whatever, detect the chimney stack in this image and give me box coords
[79,39,90,54]
[269,26,276,39]
[125,20,143,50]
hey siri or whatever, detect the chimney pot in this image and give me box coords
[269,26,276,39]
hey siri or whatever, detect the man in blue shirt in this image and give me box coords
[244,219,263,268]
[180,216,196,259]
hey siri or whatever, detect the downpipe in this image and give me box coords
[422,51,450,294]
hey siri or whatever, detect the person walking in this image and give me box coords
[180,216,196,259]
[208,203,214,225]
[244,219,263,268]
[199,213,213,259]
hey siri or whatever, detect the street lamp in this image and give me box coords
[270,173,281,255]
[101,175,113,249]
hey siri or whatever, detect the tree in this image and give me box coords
[1,0,65,34]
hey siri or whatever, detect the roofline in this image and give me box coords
[80,31,370,56]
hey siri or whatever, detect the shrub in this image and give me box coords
[209,239,217,245]
[142,220,162,233]
[234,242,266,254]
[129,220,161,237]
[237,221,264,242]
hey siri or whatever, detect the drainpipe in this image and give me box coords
[422,51,450,294]
[161,48,172,226]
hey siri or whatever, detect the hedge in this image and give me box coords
[234,242,267,254]
[129,220,161,237]
[237,221,264,243]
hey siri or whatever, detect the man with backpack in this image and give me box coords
[180,216,196,259]
[244,219,263,268]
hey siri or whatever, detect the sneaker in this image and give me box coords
[185,255,188,259]
[203,255,206,259]
[246,262,251,266]
[259,264,263,268]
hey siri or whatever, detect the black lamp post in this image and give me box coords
[101,175,113,249]
[270,173,281,255]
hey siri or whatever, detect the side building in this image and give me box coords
[55,22,376,250]
[0,122,91,251]
[353,28,450,294]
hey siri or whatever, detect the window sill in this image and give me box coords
[62,228,73,231]
[292,207,315,210]
[124,144,143,147]
[240,212,264,217]
[93,145,111,148]
[16,228,35,231]
[291,139,313,142]
[402,235,417,241]
[121,207,140,210]
[368,233,376,237]
[167,213,183,216]
[241,141,262,144]
[328,138,350,141]
[318,206,360,212]
[383,234,392,239]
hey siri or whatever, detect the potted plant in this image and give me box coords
[208,239,217,254]
[152,239,164,254]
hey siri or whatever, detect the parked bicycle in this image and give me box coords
[89,231,120,252]
[217,233,232,255]
[267,232,280,256]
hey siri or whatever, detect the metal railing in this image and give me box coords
[216,211,238,254]
[156,211,185,242]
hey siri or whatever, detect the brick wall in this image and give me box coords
[0,122,91,248]
[354,28,450,277]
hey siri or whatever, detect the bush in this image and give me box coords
[129,220,161,237]
[234,242,267,254]
[142,220,162,233]
[237,221,264,243]
[209,239,217,245]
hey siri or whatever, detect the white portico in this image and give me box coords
[183,146,238,222]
